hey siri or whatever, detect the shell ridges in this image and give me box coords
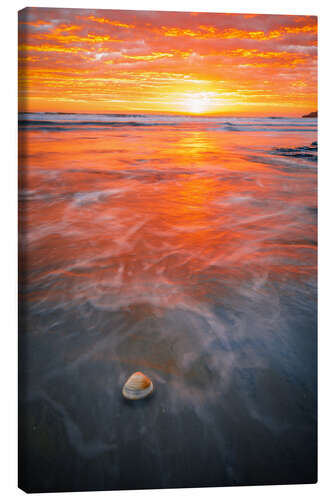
[122,371,153,400]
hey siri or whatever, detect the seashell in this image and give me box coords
[122,371,153,400]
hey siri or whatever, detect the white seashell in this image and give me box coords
[122,371,153,400]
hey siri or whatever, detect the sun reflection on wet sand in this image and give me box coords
[20,125,316,310]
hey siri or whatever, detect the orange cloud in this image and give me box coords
[155,24,317,41]
[31,23,121,44]
[85,15,135,29]
[123,52,174,61]
[19,19,52,27]
[18,43,86,54]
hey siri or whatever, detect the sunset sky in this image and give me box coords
[18,7,317,116]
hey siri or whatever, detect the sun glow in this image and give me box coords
[182,92,215,114]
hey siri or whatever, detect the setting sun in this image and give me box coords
[183,93,211,114]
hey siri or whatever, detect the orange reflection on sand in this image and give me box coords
[19,121,317,312]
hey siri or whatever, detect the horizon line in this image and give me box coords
[18,111,317,118]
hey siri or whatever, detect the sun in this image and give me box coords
[181,92,215,115]
[185,97,207,114]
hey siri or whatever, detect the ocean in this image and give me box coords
[18,113,317,492]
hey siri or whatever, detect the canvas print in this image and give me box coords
[18,7,317,493]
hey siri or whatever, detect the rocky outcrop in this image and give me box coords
[302,111,317,118]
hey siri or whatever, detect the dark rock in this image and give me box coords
[302,111,317,118]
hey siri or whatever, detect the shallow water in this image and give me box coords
[18,114,317,492]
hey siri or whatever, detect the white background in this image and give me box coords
[1,0,332,498]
